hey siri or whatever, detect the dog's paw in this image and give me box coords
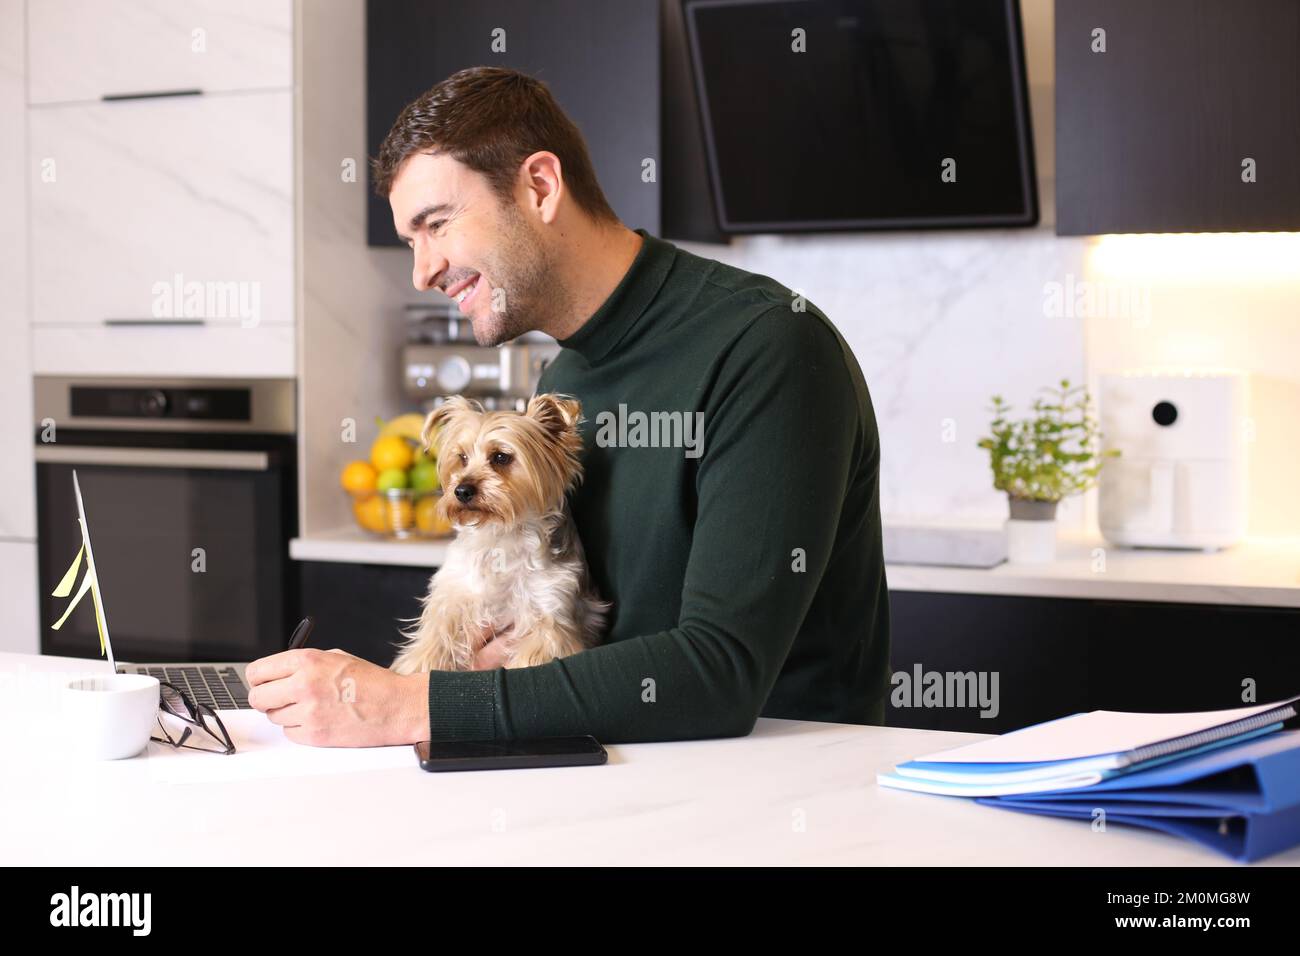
[505,642,554,669]
[391,641,464,674]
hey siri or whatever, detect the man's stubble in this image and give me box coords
[473,203,573,347]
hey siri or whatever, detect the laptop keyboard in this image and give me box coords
[137,665,251,711]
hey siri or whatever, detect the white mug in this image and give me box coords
[63,673,161,760]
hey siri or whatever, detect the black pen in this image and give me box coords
[288,616,316,650]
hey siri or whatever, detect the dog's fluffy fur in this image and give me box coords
[390,394,608,674]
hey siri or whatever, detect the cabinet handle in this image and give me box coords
[35,446,270,472]
[104,319,205,327]
[101,89,203,102]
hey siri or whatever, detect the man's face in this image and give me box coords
[390,151,556,347]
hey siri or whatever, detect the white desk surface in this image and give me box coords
[3,652,1295,867]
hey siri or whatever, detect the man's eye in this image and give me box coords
[490,452,513,468]
[428,219,446,232]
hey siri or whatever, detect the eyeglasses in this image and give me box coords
[150,680,237,755]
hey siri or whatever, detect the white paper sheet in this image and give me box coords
[911,700,1297,766]
[144,709,416,785]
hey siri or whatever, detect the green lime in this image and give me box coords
[376,468,409,491]
[410,460,439,493]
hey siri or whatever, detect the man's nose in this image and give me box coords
[412,245,446,292]
[454,483,477,503]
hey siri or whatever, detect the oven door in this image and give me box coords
[36,433,298,663]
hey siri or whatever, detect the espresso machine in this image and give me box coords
[401,302,559,411]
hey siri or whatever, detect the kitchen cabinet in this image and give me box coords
[27,0,291,104]
[30,324,296,378]
[1055,0,1300,234]
[889,591,1300,734]
[1,0,33,540]
[29,91,294,332]
[365,0,726,246]
[0,289,34,529]
[300,560,432,665]
[0,541,39,655]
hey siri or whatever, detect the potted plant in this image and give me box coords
[978,379,1120,563]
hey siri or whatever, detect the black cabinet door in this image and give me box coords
[301,560,437,665]
[1055,0,1300,235]
[366,0,661,246]
[889,590,1300,734]
[887,591,1092,734]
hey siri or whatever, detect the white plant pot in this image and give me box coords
[1004,497,1060,564]
[1005,517,1058,564]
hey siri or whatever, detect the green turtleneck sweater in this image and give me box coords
[425,229,891,743]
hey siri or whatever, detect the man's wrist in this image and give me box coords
[401,672,431,743]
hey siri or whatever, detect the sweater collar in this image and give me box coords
[555,228,675,364]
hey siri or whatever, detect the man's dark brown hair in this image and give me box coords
[372,66,619,224]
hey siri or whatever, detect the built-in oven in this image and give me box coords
[34,377,299,663]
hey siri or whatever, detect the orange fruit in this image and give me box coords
[416,496,453,537]
[370,434,414,472]
[340,460,377,495]
[352,494,387,533]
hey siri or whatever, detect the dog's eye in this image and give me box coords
[490,451,513,468]
[457,452,468,466]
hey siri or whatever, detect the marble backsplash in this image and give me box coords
[680,228,1093,531]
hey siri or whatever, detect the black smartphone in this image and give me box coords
[414,736,607,772]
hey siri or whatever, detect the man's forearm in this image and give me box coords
[424,625,774,744]
[426,668,499,740]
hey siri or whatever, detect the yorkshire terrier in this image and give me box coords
[390,393,608,674]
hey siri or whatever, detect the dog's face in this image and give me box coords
[422,394,585,528]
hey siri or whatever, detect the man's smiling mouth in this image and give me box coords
[444,273,481,306]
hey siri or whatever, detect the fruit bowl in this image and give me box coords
[349,488,451,540]
[339,411,450,539]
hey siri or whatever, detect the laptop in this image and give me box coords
[69,470,255,711]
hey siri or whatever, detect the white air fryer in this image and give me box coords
[1098,370,1249,550]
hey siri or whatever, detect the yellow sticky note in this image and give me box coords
[50,568,93,631]
[52,543,84,598]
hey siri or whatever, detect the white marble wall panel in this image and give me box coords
[29,91,294,332]
[27,0,292,104]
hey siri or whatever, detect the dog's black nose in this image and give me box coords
[454,483,477,503]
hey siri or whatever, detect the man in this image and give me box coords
[247,66,890,746]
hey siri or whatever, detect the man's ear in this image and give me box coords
[526,393,583,436]
[520,151,564,225]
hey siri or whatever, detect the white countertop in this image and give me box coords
[290,526,450,567]
[888,532,1300,608]
[3,651,1292,866]
[291,526,1300,608]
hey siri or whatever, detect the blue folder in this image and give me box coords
[976,730,1300,862]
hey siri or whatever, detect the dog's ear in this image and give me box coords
[527,393,586,492]
[526,393,583,437]
[422,396,473,455]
